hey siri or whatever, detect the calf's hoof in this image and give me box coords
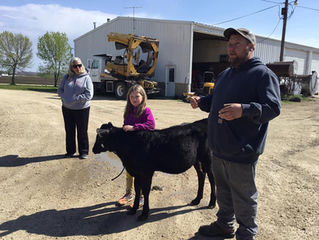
[137,213,148,221]
[127,208,137,215]
[190,198,201,206]
[208,201,216,209]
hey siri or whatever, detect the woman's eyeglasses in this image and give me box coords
[73,64,82,68]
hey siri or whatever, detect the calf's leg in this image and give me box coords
[138,174,153,221]
[127,176,141,216]
[190,161,205,206]
[207,168,216,208]
[200,151,216,208]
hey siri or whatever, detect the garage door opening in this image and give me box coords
[191,32,229,93]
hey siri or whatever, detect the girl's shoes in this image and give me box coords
[116,193,134,206]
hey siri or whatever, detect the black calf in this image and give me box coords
[93,118,215,221]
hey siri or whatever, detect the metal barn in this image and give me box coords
[74,16,319,97]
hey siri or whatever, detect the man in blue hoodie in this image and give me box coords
[190,28,281,240]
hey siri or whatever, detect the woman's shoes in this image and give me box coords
[64,153,88,159]
[79,154,88,159]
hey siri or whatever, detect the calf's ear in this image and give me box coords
[107,122,113,128]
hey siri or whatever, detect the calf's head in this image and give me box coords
[92,122,116,154]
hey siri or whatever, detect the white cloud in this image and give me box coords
[0,4,117,71]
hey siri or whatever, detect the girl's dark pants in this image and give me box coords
[62,106,90,155]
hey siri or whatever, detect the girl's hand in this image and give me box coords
[123,125,135,132]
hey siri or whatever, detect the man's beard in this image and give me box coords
[229,49,250,68]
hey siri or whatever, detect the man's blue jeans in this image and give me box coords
[212,155,258,240]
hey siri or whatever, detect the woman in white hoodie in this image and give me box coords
[58,57,94,159]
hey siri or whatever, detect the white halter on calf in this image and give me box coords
[96,128,109,137]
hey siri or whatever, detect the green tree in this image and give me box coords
[0,31,33,85]
[37,32,72,87]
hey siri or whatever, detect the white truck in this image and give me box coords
[87,32,161,99]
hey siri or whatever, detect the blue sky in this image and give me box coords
[1,0,318,72]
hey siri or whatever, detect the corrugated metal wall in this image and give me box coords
[284,48,307,75]
[254,37,319,75]
[75,17,319,96]
[311,53,319,94]
[254,38,281,64]
[193,23,319,76]
[75,17,193,96]
[311,53,319,73]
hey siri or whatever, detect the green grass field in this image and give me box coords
[0,84,58,92]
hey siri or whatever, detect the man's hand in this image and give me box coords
[190,96,200,109]
[218,103,242,121]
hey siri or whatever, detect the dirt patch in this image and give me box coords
[0,89,318,240]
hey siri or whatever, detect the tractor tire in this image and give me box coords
[114,82,127,99]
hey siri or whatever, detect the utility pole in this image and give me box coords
[279,0,288,61]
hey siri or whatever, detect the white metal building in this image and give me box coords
[74,16,319,97]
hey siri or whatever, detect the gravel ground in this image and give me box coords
[0,89,318,240]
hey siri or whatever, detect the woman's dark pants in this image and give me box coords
[62,106,90,156]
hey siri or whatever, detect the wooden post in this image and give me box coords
[280,0,289,62]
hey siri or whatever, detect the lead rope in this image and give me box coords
[111,166,125,181]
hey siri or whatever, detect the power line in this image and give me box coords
[257,4,282,43]
[261,0,319,12]
[287,2,297,18]
[258,17,282,43]
[261,0,282,4]
[260,0,317,61]
[297,5,319,12]
[213,5,279,25]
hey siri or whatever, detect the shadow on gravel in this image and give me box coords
[188,232,226,240]
[0,154,68,167]
[0,202,207,237]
